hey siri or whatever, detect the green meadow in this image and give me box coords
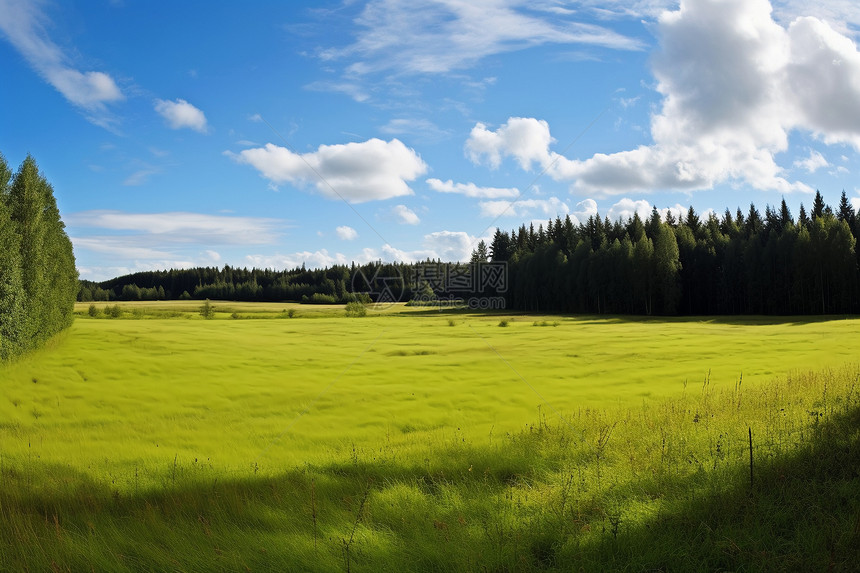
[2,303,859,571]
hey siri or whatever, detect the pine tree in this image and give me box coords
[812,190,826,220]
[838,190,856,228]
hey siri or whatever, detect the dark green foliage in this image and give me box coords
[0,153,77,360]
[83,192,860,317]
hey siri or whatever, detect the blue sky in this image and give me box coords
[2,0,860,281]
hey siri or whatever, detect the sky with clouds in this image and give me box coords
[2,0,860,280]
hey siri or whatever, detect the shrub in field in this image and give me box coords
[200,299,215,319]
[498,319,510,327]
[345,301,367,317]
[107,304,123,318]
[87,304,100,317]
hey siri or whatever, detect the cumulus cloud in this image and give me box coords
[479,197,569,218]
[154,98,209,133]
[0,0,123,127]
[467,117,555,170]
[227,138,427,203]
[392,204,421,225]
[381,231,489,263]
[467,0,860,196]
[426,178,519,199]
[569,198,599,224]
[794,149,830,173]
[607,198,652,222]
[336,225,359,240]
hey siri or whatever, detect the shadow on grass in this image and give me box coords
[573,404,860,572]
[393,306,859,327]
[2,405,859,572]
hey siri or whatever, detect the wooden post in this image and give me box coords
[748,427,754,489]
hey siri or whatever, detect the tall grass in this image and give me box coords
[2,360,858,571]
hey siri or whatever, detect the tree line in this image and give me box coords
[489,192,859,315]
[84,191,860,316]
[1,153,78,361]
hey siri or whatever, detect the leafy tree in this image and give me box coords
[200,299,215,319]
[7,155,77,351]
[0,154,25,360]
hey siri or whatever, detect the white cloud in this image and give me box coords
[323,0,644,77]
[479,197,569,218]
[245,250,349,270]
[154,98,209,133]
[380,230,491,263]
[336,225,359,240]
[304,81,369,103]
[421,230,482,262]
[467,117,554,170]
[427,178,519,199]
[392,204,421,225]
[227,138,427,203]
[659,203,688,222]
[0,0,123,127]
[851,193,860,213]
[467,0,860,196]
[607,198,652,222]
[569,198,599,224]
[68,210,283,245]
[794,149,830,173]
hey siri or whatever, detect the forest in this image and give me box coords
[82,191,860,316]
[0,153,78,361]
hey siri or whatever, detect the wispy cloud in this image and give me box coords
[427,177,519,199]
[322,0,645,77]
[794,149,830,173]
[0,0,124,128]
[123,168,160,186]
[68,210,284,245]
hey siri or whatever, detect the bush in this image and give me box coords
[345,301,367,317]
[107,304,123,319]
[87,304,100,317]
[498,319,510,327]
[287,308,297,318]
[200,299,215,319]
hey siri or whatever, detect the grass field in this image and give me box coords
[2,303,859,570]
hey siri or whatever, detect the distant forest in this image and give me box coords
[80,190,860,316]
